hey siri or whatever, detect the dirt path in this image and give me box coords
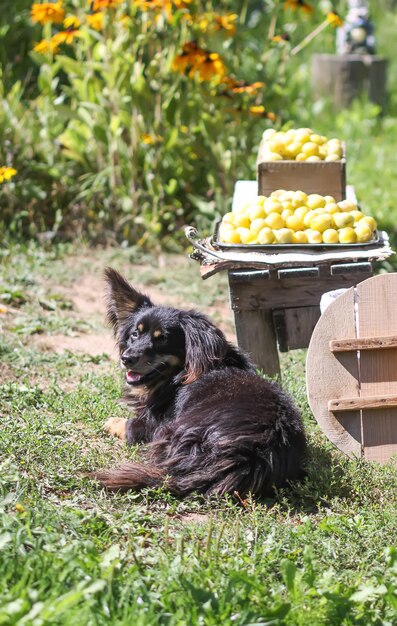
[28,251,235,360]
[32,271,117,359]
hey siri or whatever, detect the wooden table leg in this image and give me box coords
[233,308,280,378]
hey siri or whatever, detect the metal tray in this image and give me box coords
[212,221,380,253]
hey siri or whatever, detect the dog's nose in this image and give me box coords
[121,353,139,367]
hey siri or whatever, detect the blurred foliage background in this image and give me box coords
[0,0,396,249]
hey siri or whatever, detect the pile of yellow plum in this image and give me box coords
[218,190,377,245]
[261,128,344,162]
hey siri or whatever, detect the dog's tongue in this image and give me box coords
[126,371,142,383]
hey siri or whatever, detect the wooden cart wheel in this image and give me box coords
[306,273,397,464]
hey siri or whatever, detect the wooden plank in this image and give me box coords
[355,274,397,463]
[330,262,372,276]
[329,394,397,412]
[229,271,372,311]
[277,267,319,279]
[229,270,270,282]
[232,308,280,378]
[330,335,397,353]
[274,306,320,352]
[306,287,362,458]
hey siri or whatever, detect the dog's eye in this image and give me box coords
[131,330,139,339]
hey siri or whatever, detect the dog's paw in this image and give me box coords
[104,417,127,440]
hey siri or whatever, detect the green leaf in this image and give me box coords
[55,55,86,78]
[93,125,108,144]
[281,559,297,593]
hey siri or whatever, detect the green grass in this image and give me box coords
[1,245,396,625]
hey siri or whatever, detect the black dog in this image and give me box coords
[93,268,307,498]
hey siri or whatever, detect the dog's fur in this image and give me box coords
[92,268,307,498]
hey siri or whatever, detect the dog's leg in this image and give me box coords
[104,417,127,440]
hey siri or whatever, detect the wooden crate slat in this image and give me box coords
[330,335,397,353]
[356,274,397,463]
[329,394,397,412]
[229,271,374,311]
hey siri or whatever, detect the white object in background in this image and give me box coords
[232,180,258,212]
[320,289,348,313]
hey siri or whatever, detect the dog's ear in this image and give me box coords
[179,312,228,384]
[104,267,153,334]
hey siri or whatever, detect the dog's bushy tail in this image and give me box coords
[91,463,165,492]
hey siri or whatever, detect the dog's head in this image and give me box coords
[105,268,231,388]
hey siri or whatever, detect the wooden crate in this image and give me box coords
[257,140,346,201]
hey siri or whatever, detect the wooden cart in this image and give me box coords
[186,225,393,378]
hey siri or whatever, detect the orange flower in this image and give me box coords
[33,38,60,54]
[172,41,206,74]
[284,0,313,14]
[0,166,17,183]
[31,1,65,25]
[92,0,123,10]
[86,12,104,29]
[327,11,343,27]
[231,80,265,95]
[173,42,225,82]
[214,13,238,36]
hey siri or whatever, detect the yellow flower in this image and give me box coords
[134,0,172,12]
[141,133,163,144]
[249,106,275,121]
[33,38,60,54]
[31,2,65,25]
[173,0,192,7]
[92,0,123,10]
[52,29,80,45]
[272,33,290,43]
[64,15,81,29]
[195,15,209,31]
[86,12,104,29]
[249,105,266,115]
[197,53,226,82]
[327,11,343,27]
[0,166,17,183]
[214,13,238,36]
[15,503,26,513]
[284,0,313,14]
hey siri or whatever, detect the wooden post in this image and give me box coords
[233,308,280,378]
[312,54,387,111]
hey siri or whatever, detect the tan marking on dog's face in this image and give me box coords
[104,417,127,440]
[137,323,144,333]
[153,329,162,339]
